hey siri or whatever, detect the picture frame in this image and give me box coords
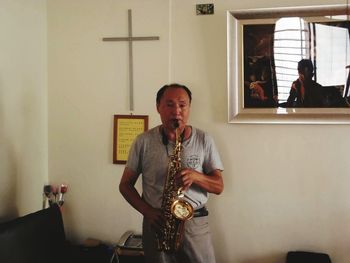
[227,4,350,124]
[113,115,148,164]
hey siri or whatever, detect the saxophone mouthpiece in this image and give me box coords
[173,119,179,129]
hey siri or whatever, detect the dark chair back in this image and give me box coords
[0,204,68,263]
[287,251,332,263]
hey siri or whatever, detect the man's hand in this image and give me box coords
[176,168,197,191]
[143,207,165,233]
[119,167,166,232]
[176,168,223,195]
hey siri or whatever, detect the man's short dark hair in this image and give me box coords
[298,59,314,75]
[156,83,192,105]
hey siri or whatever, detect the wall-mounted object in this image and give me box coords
[227,4,350,124]
[113,115,148,164]
[103,10,159,111]
[196,4,214,15]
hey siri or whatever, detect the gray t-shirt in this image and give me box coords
[126,126,224,209]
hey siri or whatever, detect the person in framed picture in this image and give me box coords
[286,59,325,107]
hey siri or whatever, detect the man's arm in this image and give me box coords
[119,167,164,230]
[177,168,223,195]
[119,167,147,214]
[286,82,298,107]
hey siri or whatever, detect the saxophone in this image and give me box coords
[157,120,194,252]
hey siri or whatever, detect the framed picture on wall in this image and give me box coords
[113,115,148,164]
[227,4,350,124]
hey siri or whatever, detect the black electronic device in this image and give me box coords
[117,231,143,251]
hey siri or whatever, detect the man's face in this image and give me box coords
[298,66,312,81]
[157,87,191,130]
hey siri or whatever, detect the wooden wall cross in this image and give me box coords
[103,9,160,111]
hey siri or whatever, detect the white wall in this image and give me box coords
[1,0,348,262]
[47,0,170,243]
[0,0,47,219]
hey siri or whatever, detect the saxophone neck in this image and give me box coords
[173,119,181,145]
[161,124,186,144]
[175,127,181,145]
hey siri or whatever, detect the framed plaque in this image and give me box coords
[113,115,148,164]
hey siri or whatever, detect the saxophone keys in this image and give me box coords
[177,187,185,198]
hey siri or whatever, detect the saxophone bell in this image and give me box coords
[171,198,194,221]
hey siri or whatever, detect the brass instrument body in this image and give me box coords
[157,125,193,252]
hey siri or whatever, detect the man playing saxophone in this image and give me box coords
[119,83,224,263]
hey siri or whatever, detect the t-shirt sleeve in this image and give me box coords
[125,135,143,175]
[203,133,224,174]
